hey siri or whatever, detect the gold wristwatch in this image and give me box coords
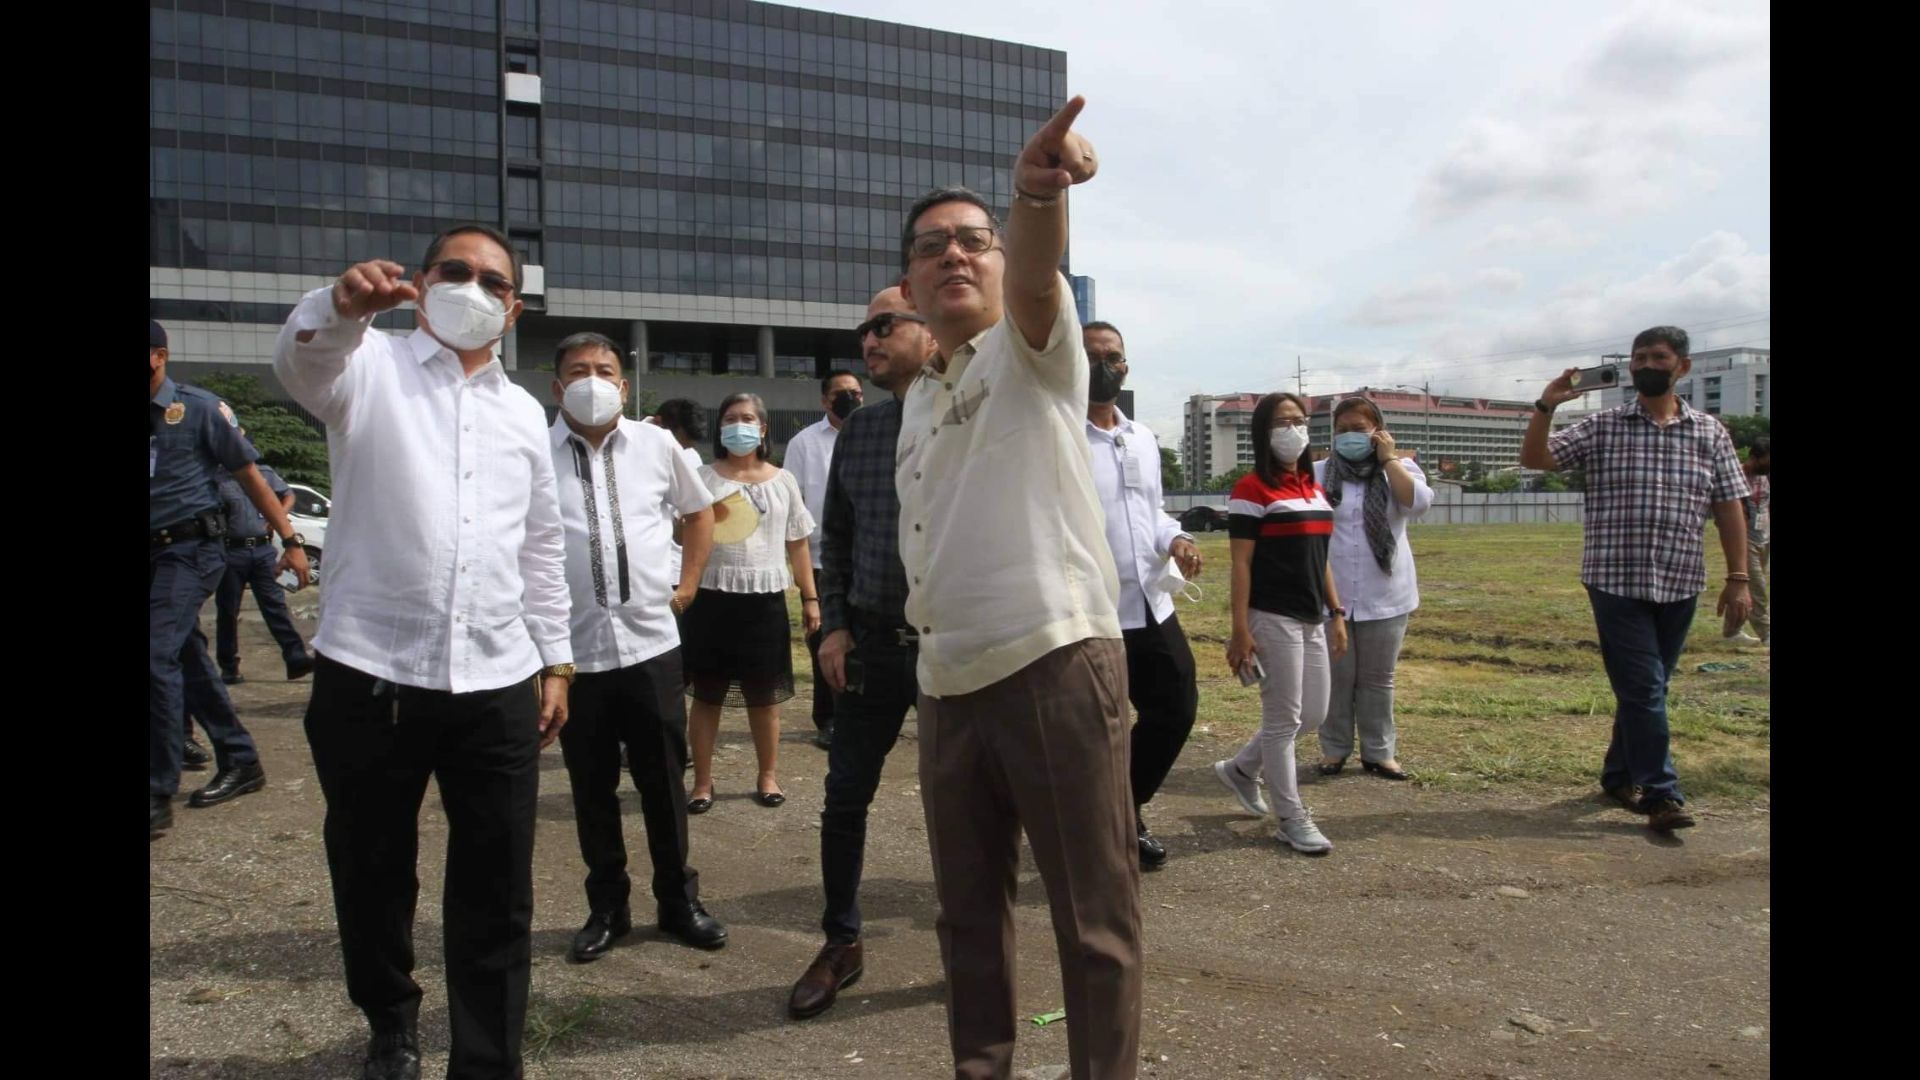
[540,663,577,684]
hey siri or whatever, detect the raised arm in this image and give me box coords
[1005,96,1097,351]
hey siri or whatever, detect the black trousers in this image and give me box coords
[819,613,918,942]
[557,649,698,914]
[304,654,539,1080]
[215,541,309,672]
[804,626,835,731]
[1123,609,1199,807]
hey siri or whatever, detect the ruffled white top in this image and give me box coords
[697,465,816,594]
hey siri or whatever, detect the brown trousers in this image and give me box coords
[918,638,1143,1080]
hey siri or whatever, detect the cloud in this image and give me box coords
[1470,217,1602,254]
[1415,2,1767,220]
[1474,267,1525,293]
[1350,274,1459,327]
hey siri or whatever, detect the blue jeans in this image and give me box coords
[819,614,918,944]
[1586,586,1696,805]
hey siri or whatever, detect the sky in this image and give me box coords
[809,0,1770,444]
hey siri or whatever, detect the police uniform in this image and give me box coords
[212,463,313,681]
[150,374,263,815]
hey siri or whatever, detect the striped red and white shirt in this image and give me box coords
[1227,468,1334,621]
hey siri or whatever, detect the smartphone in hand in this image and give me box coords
[1237,654,1265,687]
[1568,363,1620,392]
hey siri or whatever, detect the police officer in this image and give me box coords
[211,435,315,685]
[151,320,310,839]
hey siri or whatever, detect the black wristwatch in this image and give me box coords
[283,531,307,548]
[1534,398,1555,415]
[1328,606,1347,620]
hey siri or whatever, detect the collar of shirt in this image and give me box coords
[550,413,631,454]
[404,327,506,383]
[1085,407,1136,442]
[152,377,179,409]
[1623,396,1704,429]
[928,322,994,379]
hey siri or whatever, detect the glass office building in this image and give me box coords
[150,0,1070,449]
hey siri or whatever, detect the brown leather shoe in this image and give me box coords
[787,939,863,1020]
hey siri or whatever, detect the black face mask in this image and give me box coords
[1631,367,1674,397]
[829,390,861,420]
[1089,361,1126,404]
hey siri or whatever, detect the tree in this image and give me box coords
[194,373,332,492]
[1468,472,1520,493]
[1159,446,1186,490]
[1538,471,1569,493]
[1719,413,1770,449]
[1205,464,1251,493]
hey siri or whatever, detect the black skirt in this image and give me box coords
[680,588,795,708]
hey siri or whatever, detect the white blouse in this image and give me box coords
[1313,457,1434,622]
[697,464,815,594]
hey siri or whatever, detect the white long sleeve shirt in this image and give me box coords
[273,287,573,692]
[1086,411,1190,629]
[781,415,838,569]
[1312,456,1434,622]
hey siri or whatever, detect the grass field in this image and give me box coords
[788,522,1770,802]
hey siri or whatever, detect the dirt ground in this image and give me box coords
[151,592,1770,1079]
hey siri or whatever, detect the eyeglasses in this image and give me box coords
[426,258,517,300]
[1088,353,1126,365]
[907,226,998,260]
[855,311,927,339]
[1273,418,1308,429]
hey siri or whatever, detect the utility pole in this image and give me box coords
[1294,356,1307,397]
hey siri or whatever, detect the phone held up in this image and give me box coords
[1567,363,1620,392]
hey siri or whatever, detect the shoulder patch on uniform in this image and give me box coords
[164,402,186,425]
[217,401,238,427]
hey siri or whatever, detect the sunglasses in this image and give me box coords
[427,258,517,300]
[907,225,998,261]
[855,311,927,339]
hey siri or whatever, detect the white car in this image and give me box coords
[276,482,331,589]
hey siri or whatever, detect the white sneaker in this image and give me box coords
[1213,760,1269,817]
[1722,630,1762,645]
[1275,811,1332,854]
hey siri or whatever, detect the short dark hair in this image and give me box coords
[422,224,523,290]
[1082,321,1124,350]
[900,186,1000,270]
[1631,325,1690,357]
[713,392,770,461]
[654,398,706,443]
[1748,435,1770,459]
[552,332,625,372]
[1251,392,1314,486]
[1332,396,1385,430]
[821,370,861,395]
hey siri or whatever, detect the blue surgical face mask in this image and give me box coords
[720,422,763,457]
[1334,432,1375,462]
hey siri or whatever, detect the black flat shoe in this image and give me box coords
[1317,757,1348,776]
[753,788,786,808]
[1361,760,1409,781]
[687,792,714,814]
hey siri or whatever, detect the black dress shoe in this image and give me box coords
[220,670,245,686]
[286,653,316,680]
[188,761,266,807]
[1361,760,1410,781]
[687,792,714,814]
[568,908,632,963]
[753,788,786,808]
[658,901,728,949]
[182,737,212,771]
[361,1028,421,1080]
[151,796,174,839]
[788,939,864,1019]
[1317,756,1348,776]
[1136,811,1167,869]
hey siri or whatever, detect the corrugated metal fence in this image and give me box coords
[1163,487,1585,524]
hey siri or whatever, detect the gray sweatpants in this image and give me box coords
[1317,613,1410,764]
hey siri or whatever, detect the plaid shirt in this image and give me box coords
[818,396,909,633]
[1549,398,1750,603]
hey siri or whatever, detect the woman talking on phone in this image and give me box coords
[1211,392,1348,855]
[1314,397,1432,781]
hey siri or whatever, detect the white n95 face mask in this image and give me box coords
[422,281,508,352]
[562,376,623,426]
[1151,556,1203,604]
[1269,425,1310,463]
